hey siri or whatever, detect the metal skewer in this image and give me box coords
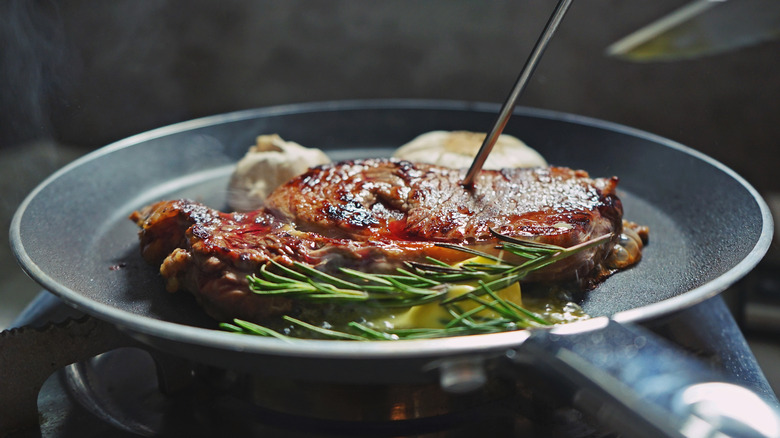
[462,0,574,188]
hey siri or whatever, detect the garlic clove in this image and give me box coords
[393,130,547,169]
[228,134,330,211]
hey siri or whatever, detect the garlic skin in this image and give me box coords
[393,131,546,169]
[227,134,330,211]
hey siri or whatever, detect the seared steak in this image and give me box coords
[131,159,627,323]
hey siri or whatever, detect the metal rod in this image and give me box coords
[462,0,574,188]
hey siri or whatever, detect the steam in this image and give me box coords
[0,0,65,147]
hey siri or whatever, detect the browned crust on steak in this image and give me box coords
[131,159,626,323]
[266,159,621,246]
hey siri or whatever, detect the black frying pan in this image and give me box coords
[10,100,776,436]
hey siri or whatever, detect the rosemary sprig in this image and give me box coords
[247,233,610,305]
[224,232,608,340]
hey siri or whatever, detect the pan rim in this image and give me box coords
[9,98,774,359]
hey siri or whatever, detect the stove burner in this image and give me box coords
[52,347,611,437]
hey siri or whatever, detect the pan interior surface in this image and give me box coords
[10,100,772,363]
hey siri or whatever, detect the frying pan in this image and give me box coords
[10,100,777,436]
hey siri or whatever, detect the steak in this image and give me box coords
[131,159,627,323]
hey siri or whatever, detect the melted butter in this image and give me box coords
[387,256,522,329]
[523,296,589,324]
[386,281,523,330]
[606,227,644,269]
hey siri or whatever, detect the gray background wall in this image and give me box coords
[3,0,779,190]
[1,1,779,323]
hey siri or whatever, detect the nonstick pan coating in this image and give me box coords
[10,100,772,383]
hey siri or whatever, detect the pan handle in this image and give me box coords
[510,317,780,438]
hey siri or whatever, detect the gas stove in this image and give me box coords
[3,288,777,438]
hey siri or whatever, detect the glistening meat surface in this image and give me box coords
[266,159,622,245]
[131,159,626,323]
